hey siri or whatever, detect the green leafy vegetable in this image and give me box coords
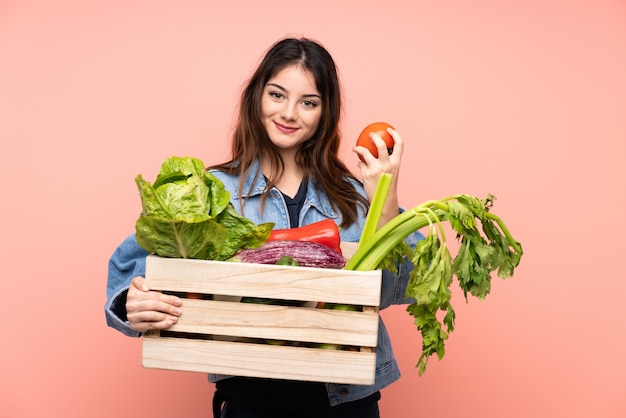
[135,156,273,260]
[345,176,524,376]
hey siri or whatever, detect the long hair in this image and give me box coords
[211,37,368,228]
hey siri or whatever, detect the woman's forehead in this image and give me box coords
[266,65,319,95]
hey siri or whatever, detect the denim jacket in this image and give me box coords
[105,160,422,406]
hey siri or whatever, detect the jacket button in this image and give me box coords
[339,388,349,396]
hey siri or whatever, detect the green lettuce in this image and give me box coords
[134,156,273,260]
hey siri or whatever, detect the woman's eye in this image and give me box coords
[269,91,284,100]
[302,100,319,108]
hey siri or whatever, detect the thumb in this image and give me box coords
[131,276,150,292]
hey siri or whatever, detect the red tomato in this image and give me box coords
[356,122,395,162]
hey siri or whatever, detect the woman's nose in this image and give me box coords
[280,102,297,121]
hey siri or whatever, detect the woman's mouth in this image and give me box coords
[274,121,299,134]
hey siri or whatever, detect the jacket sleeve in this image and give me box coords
[104,234,149,337]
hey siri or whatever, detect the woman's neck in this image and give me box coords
[261,155,305,198]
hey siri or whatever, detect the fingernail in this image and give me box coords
[173,308,181,315]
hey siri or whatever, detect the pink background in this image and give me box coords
[1,1,625,417]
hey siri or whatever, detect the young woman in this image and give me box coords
[105,37,422,418]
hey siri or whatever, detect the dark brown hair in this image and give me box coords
[211,37,367,228]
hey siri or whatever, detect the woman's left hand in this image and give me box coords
[353,127,404,227]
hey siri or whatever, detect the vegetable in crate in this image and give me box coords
[344,173,524,375]
[134,156,274,260]
[231,240,346,269]
[267,219,343,255]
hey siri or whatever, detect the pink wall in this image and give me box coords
[1,1,625,417]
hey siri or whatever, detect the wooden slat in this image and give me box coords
[167,299,379,346]
[142,335,377,385]
[145,255,381,306]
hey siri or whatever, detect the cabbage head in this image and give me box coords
[134,156,273,260]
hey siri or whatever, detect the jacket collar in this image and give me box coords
[232,159,338,219]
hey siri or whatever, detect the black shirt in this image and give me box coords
[281,178,307,228]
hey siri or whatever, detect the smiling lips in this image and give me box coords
[274,121,299,134]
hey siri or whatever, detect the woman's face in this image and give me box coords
[261,64,322,155]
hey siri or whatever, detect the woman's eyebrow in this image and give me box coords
[265,82,321,99]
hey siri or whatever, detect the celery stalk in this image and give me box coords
[344,188,524,376]
[345,209,423,271]
[358,173,393,246]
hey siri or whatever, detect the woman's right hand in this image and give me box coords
[126,276,182,332]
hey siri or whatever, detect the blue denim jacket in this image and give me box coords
[105,160,422,406]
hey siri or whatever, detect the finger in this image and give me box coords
[130,309,178,324]
[387,127,402,144]
[130,276,150,292]
[353,145,374,164]
[369,133,390,161]
[129,312,179,332]
[355,143,386,169]
[387,128,404,158]
[128,296,182,317]
[157,291,183,308]
[128,277,182,308]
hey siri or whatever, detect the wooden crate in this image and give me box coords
[141,244,382,385]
